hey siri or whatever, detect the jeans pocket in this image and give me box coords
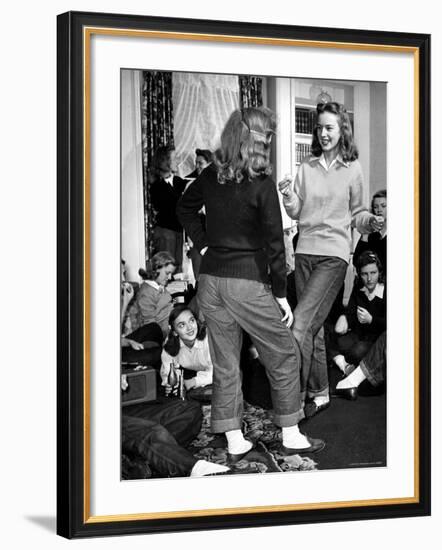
[226,278,270,302]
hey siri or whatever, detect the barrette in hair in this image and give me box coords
[250,129,267,139]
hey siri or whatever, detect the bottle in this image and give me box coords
[167,362,178,396]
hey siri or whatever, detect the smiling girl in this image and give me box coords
[160,304,213,396]
[279,102,384,417]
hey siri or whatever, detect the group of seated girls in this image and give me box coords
[121,252,224,479]
[120,189,387,476]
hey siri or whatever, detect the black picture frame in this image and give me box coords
[57,10,431,539]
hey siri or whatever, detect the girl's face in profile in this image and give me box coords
[173,310,198,346]
[372,197,387,220]
[195,155,209,175]
[155,263,175,287]
[359,262,380,293]
[317,112,341,156]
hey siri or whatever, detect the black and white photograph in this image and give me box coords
[120,69,388,480]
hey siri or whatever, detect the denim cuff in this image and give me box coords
[359,359,381,387]
[306,385,329,399]
[273,407,305,427]
[211,417,242,433]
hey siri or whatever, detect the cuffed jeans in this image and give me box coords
[360,331,386,387]
[198,275,304,433]
[294,254,348,399]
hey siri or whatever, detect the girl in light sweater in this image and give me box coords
[278,102,384,417]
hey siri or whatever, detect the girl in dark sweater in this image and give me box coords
[177,107,324,461]
[331,250,386,374]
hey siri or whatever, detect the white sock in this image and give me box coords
[190,460,230,477]
[282,424,309,449]
[225,429,253,455]
[333,354,349,373]
[336,366,367,389]
[313,395,329,406]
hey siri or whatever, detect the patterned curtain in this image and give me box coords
[239,75,263,108]
[141,71,174,259]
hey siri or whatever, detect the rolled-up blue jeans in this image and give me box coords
[197,275,304,433]
[293,254,348,399]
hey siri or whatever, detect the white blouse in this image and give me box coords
[160,336,213,388]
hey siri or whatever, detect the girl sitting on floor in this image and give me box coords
[330,250,386,375]
[160,304,213,402]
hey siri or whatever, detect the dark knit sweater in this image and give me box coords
[176,165,287,297]
[346,284,386,341]
[150,175,187,232]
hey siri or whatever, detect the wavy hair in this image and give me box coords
[214,107,276,184]
[163,304,207,357]
[311,102,358,162]
[138,251,176,281]
[355,250,384,285]
[371,189,387,213]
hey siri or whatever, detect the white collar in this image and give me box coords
[360,283,385,300]
[310,153,349,172]
[179,337,203,349]
[145,280,165,292]
[163,174,174,185]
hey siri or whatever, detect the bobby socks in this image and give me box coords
[282,424,309,449]
[336,366,367,389]
[225,429,253,455]
[190,460,230,477]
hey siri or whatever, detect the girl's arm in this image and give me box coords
[137,285,159,324]
[259,179,288,298]
[349,163,375,234]
[279,168,304,220]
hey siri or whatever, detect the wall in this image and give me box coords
[370,82,388,195]
[121,69,145,280]
[2,2,439,550]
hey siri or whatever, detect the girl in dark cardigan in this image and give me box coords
[331,250,386,374]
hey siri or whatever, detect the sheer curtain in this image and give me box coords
[172,73,240,176]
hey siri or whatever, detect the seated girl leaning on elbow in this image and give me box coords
[330,250,386,376]
[160,304,213,402]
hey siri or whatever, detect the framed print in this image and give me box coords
[57,10,431,538]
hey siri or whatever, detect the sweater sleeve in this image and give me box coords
[259,179,287,298]
[137,286,159,325]
[350,162,373,234]
[176,176,208,253]
[345,287,359,331]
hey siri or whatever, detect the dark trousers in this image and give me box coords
[329,332,376,365]
[153,226,183,268]
[293,254,348,398]
[360,331,386,387]
[122,323,163,366]
[122,398,202,477]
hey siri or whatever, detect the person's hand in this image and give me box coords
[164,383,179,396]
[357,306,373,324]
[334,314,349,334]
[278,175,295,200]
[184,378,197,390]
[275,297,294,327]
[200,246,208,256]
[121,375,129,391]
[369,215,385,232]
[128,339,143,350]
[121,337,143,350]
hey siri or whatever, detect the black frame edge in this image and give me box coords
[56,11,431,539]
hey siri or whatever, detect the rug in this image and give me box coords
[187,402,318,475]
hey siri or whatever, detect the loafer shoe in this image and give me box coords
[334,387,358,400]
[304,400,330,418]
[281,436,325,455]
[227,442,255,464]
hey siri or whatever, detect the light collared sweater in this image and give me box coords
[283,155,373,263]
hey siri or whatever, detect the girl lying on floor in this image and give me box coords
[330,250,386,376]
[160,304,213,402]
